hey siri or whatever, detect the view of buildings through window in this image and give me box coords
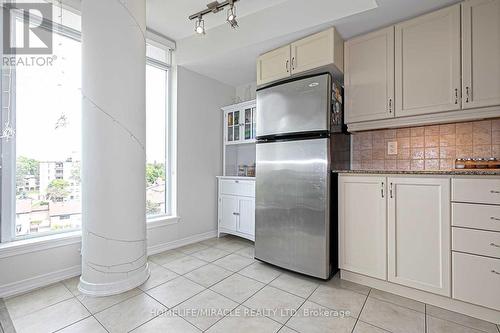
[15,31,82,237]
[146,64,168,216]
[11,29,169,239]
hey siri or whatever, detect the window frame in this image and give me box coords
[0,10,174,243]
[145,58,172,219]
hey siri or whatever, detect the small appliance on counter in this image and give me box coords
[455,158,500,169]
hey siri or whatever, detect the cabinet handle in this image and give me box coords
[454,88,458,104]
[291,57,295,70]
[490,190,500,194]
[389,183,393,199]
[490,243,500,248]
[286,60,289,73]
[233,212,240,216]
[388,98,392,114]
[465,86,470,103]
[235,180,239,183]
[490,217,500,221]
[491,269,500,275]
[381,182,385,198]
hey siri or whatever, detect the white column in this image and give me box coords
[79,0,149,296]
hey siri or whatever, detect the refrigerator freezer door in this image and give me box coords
[256,74,331,138]
[255,138,330,279]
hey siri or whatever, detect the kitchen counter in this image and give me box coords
[332,169,500,176]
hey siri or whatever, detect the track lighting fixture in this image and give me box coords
[227,3,238,29]
[195,15,205,35]
[189,0,240,35]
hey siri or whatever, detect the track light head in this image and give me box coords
[227,4,238,29]
[195,16,205,35]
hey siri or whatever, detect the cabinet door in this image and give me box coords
[291,28,341,75]
[339,175,387,280]
[388,177,451,296]
[219,195,238,231]
[345,27,395,123]
[462,0,500,109]
[257,45,290,86]
[395,5,461,116]
[237,197,255,236]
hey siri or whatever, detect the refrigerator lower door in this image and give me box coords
[255,138,331,279]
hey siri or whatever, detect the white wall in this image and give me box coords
[0,65,235,298]
[235,82,257,103]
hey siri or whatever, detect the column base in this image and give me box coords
[77,263,150,297]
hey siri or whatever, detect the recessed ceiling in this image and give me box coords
[146,0,289,40]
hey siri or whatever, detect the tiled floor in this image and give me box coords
[2,235,500,333]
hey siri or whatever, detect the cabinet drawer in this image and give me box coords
[452,203,500,232]
[219,179,255,197]
[452,252,500,311]
[452,178,500,205]
[452,227,500,259]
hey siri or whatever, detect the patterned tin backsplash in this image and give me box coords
[351,118,500,171]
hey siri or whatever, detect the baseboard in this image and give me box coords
[0,265,81,299]
[0,230,217,298]
[341,270,500,324]
[147,230,217,256]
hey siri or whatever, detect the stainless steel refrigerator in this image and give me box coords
[254,73,348,279]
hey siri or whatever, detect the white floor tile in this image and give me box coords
[62,276,82,297]
[58,316,107,333]
[184,264,233,287]
[235,246,255,259]
[213,241,248,252]
[243,286,305,324]
[132,311,201,332]
[5,283,73,319]
[95,293,166,333]
[427,315,487,333]
[206,305,282,333]
[139,262,179,291]
[173,289,238,331]
[145,276,205,308]
[323,275,371,295]
[149,250,187,265]
[77,288,142,314]
[191,247,231,262]
[162,255,208,275]
[238,262,281,283]
[210,273,265,303]
[12,298,89,333]
[213,253,255,272]
[353,320,390,333]
[359,297,425,333]
[308,284,367,318]
[270,272,319,298]
[177,243,210,255]
[369,288,425,313]
[426,305,498,333]
[286,300,357,333]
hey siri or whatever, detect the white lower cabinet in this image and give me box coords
[217,177,255,241]
[339,174,451,296]
[339,175,387,280]
[387,177,451,296]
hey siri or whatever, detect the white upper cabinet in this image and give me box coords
[339,175,387,280]
[257,27,344,86]
[462,0,500,109]
[290,27,344,75]
[395,5,461,117]
[257,45,291,86]
[387,177,451,296]
[345,27,395,123]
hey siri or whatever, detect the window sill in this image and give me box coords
[0,216,180,259]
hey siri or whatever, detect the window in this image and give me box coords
[145,53,170,217]
[0,7,82,241]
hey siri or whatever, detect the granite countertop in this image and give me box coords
[332,169,500,176]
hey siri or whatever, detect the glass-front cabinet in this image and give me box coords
[224,100,256,144]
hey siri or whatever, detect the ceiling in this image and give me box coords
[68,0,462,87]
[147,0,289,40]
